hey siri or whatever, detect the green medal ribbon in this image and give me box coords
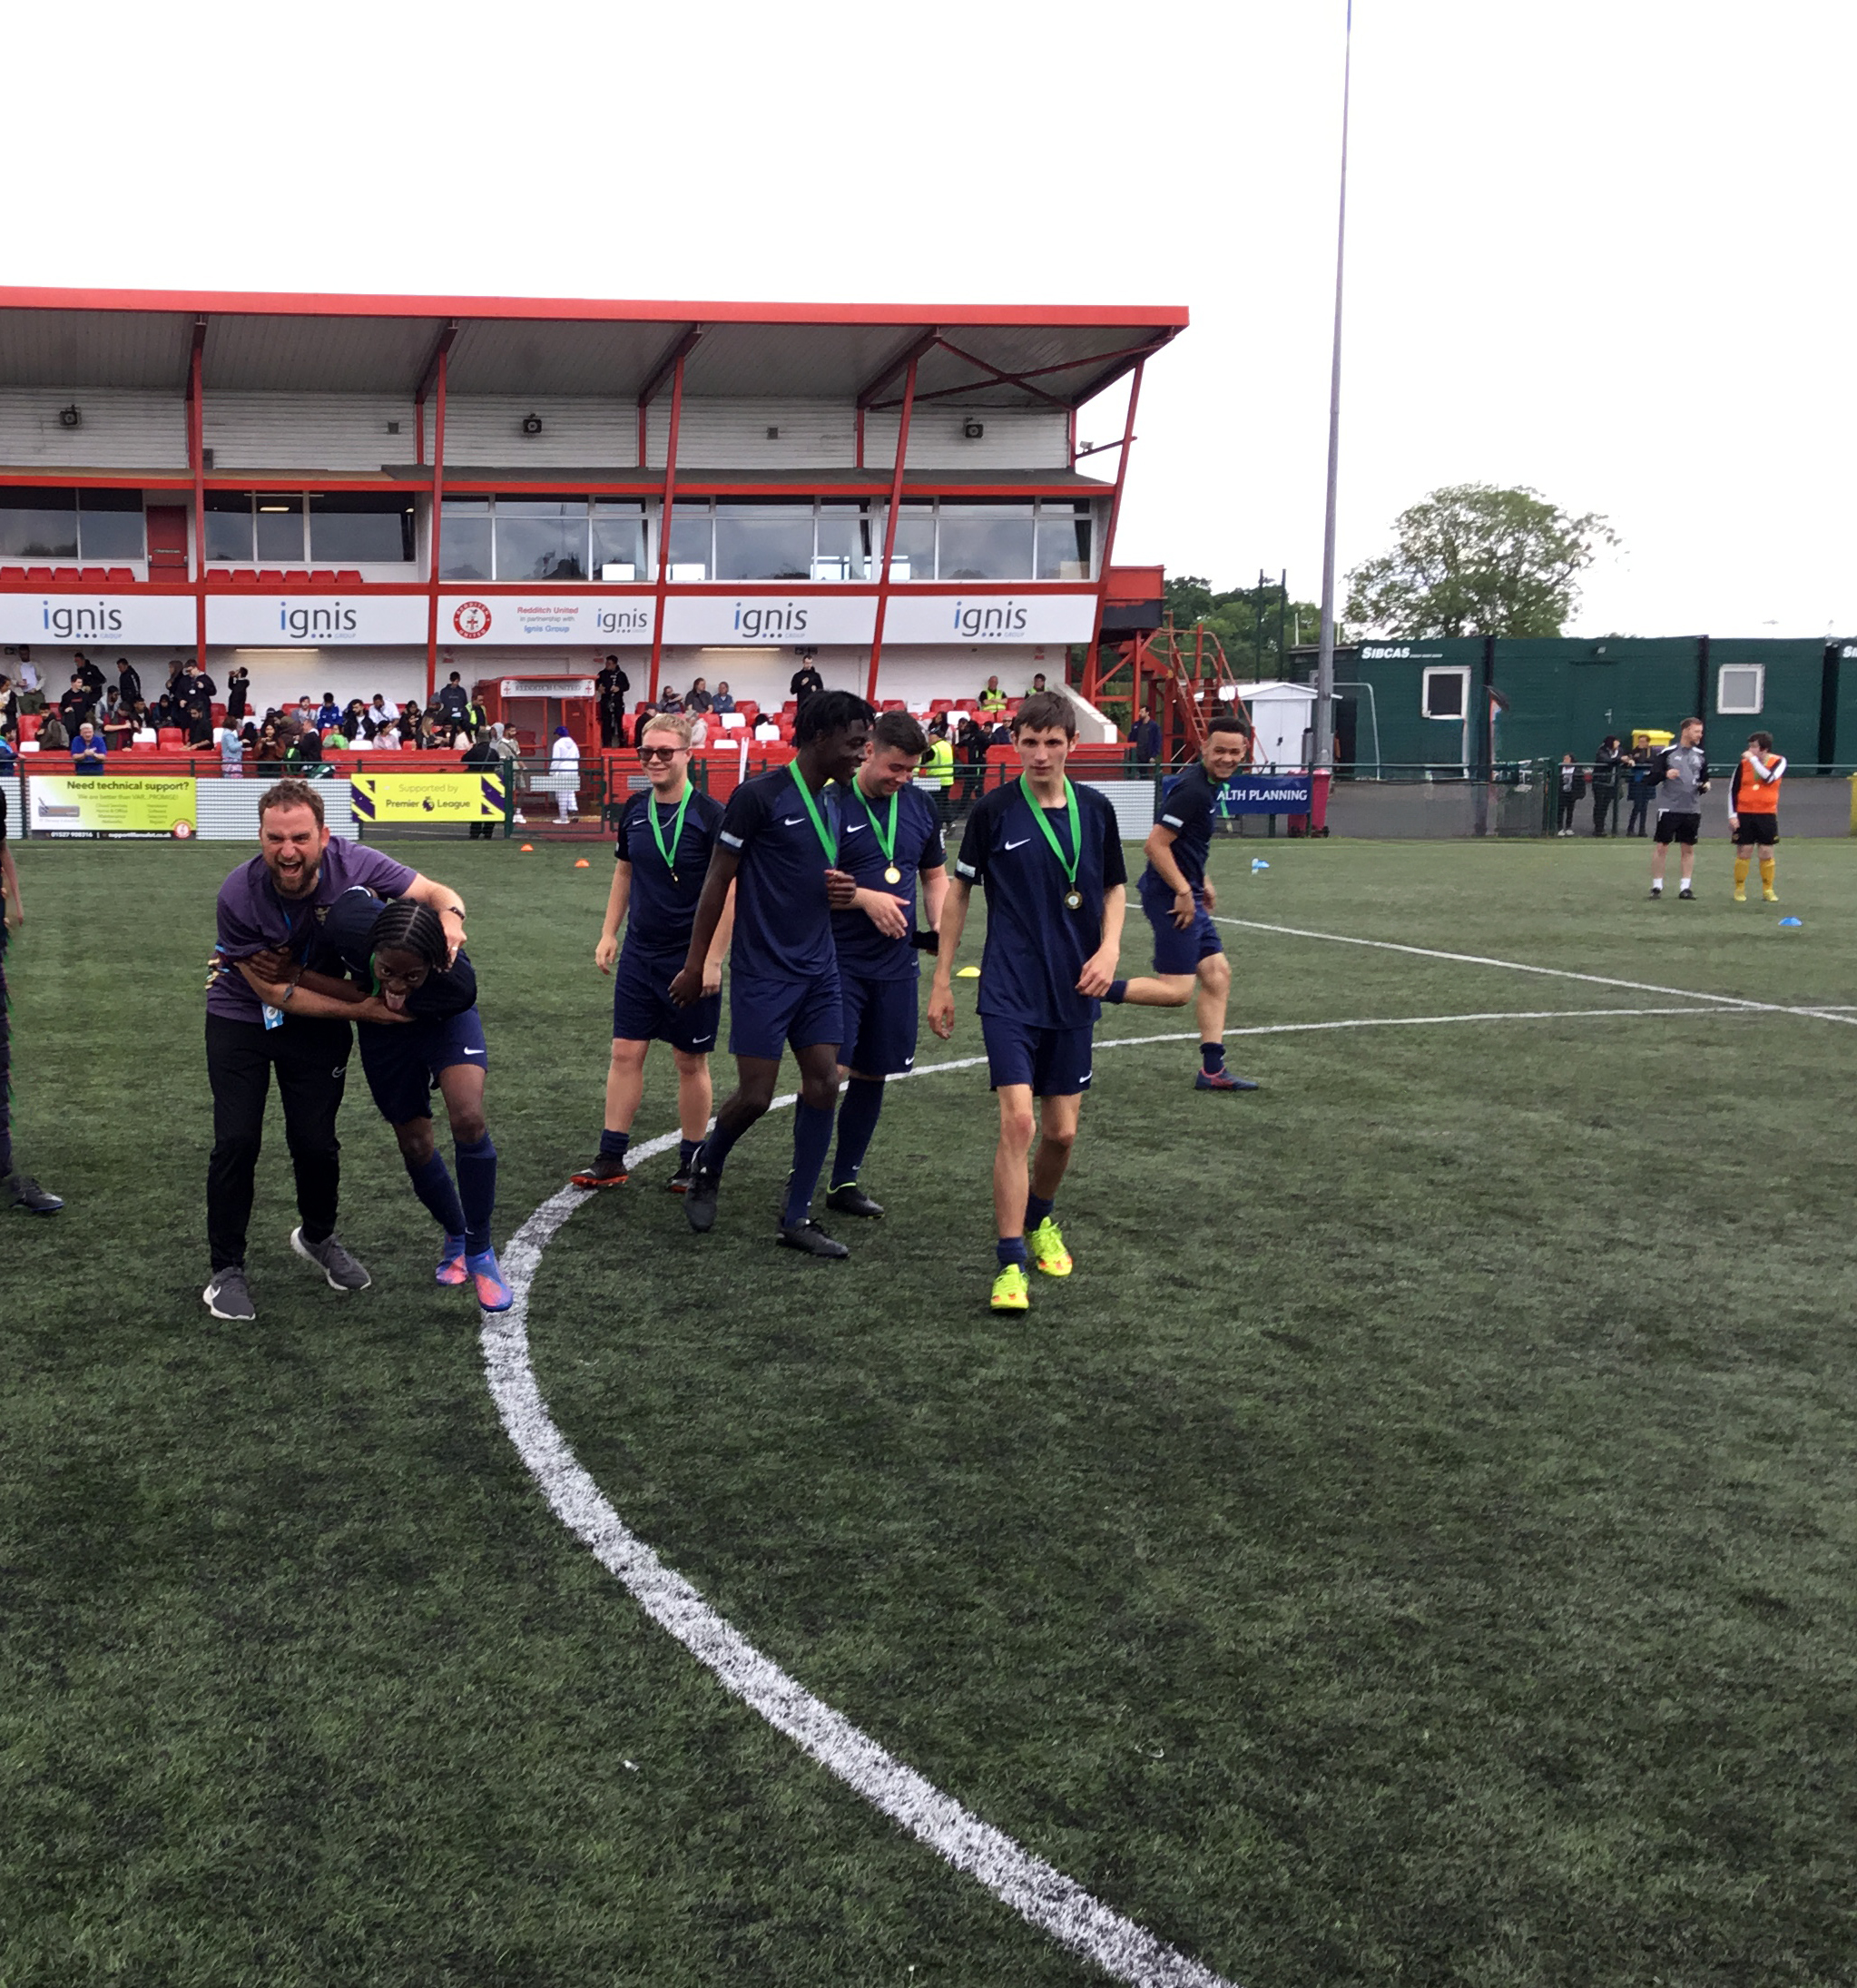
[858,784,900,881]
[1017,773,1083,905]
[791,765,839,865]
[649,784,694,881]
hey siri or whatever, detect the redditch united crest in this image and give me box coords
[453,600,493,639]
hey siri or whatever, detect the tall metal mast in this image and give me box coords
[1312,0,1354,770]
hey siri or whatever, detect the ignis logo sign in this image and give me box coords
[954,600,1029,639]
[279,601,359,640]
[453,601,493,639]
[733,601,808,640]
[596,605,651,635]
[42,599,124,638]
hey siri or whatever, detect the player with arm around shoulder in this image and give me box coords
[926,691,1126,1314]
[572,711,734,1196]
[820,710,949,1219]
[1135,711,1259,1091]
[1728,730,1785,903]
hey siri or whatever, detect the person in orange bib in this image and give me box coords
[1728,731,1784,902]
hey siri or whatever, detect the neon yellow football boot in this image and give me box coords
[1027,1216,1073,1277]
[989,1263,1030,1312]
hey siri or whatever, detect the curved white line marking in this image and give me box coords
[480,1003,1734,1984]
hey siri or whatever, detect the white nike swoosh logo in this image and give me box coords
[845,822,867,832]
[691,1034,714,1045]
[462,1048,485,1056]
[1005,837,1031,851]
[782,816,805,826]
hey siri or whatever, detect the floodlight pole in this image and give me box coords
[1312,0,1354,772]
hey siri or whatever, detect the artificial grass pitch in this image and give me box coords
[3,832,1855,1986]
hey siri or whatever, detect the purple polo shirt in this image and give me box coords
[208,839,417,1024]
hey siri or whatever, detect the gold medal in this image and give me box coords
[1064,889,1083,911]
[883,863,902,884]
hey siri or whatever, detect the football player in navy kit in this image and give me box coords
[927,692,1126,1313]
[573,712,733,1195]
[670,689,872,1255]
[823,710,948,1218]
[1135,711,1258,1090]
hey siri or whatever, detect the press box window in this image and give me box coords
[309,492,415,564]
[0,487,145,562]
[1421,667,1469,719]
[1717,664,1764,714]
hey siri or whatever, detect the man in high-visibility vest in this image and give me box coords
[919,730,956,816]
[1728,730,1785,903]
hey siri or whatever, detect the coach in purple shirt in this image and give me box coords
[201,775,469,1323]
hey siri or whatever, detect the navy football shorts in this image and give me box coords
[839,971,919,1077]
[980,1013,1095,1097]
[1139,875,1224,976]
[728,968,842,1061]
[612,945,722,1055]
[358,1006,487,1125]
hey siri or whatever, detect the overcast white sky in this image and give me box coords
[9,0,1852,636]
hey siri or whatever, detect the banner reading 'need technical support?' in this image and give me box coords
[29,774,196,837]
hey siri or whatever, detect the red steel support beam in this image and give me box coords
[855,328,939,410]
[1081,359,1143,711]
[864,351,919,706]
[188,319,207,662]
[412,323,456,472]
[647,349,689,702]
[424,341,449,703]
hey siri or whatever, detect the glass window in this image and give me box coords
[886,505,936,582]
[255,493,305,563]
[0,488,79,560]
[666,506,712,581]
[203,490,254,564]
[310,492,415,564]
[938,502,1035,581]
[593,502,646,582]
[77,488,146,562]
[495,494,587,581]
[439,498,492,581]
[714,500,813,581]
[814,503,871,581]
[1036,501,1092,581]
[1717,664,1764,714]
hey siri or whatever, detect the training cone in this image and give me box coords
[519,843,534,851]
[1252,858,1271,871]
[956,965,980,979]
[1779,916,1803,928]
[575,858,590,867]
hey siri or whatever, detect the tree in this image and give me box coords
[1163,574,1322,674]
[1344,484,1618,638]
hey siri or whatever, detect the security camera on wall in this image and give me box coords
[961,418,985,440]
[522,414,543,435]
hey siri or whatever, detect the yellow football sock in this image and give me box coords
[1760,854,1776,896]
[1734,855,1751,893]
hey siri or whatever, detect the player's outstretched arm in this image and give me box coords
[232,959,405,1024]
[920,862,950,937]
[596,858,631,974]
[1077,883,1126,999]
[927,877,972,1038]
[669,846,741,1006]
[401,870,467,958]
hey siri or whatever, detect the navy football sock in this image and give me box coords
[678,1137,702,1168]
[454,1134,497,1256]
[700,1115,748,1177]
[1025,1191,1055,1229]
[781,1101,835,1228]
[1105,979,1128,1004]
[598,1127,630,1161]
[404,1150,467,1239]
[1201,1041,1226,1074]
[829,1078,885,1187]
[997,1235,1029,1269]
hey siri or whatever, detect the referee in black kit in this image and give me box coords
[0,782,64,1214]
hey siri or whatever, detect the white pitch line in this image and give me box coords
[480,1001,1747,1984]
[1213,914,1857,1024]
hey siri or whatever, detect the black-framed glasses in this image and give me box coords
[637,743,681,763]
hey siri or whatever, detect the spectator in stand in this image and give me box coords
[927,710,949,741]
[221,724,246,779]
[254,721,287,774]
[101,689,133,754]
[224,664,250,723]
[789,658,824,704]
[315,692,340,731]
[464,687,488,733]
[288,726,329,777]
[114,656,142,709]
[15,651,44,713]
[548,724,580,823]
[711,680,735,714]
[59,673,96,735]
[437,671,470,723]
[1027,672,1048,694]
[957,714,988,802]
[977,674,1007,714]
[163,658,189,702]
[1590,735,1627,835]
[987,719,1011,748]
[361,694,391,739]
[129,699,154,739]
[375,722,401,753]
[37,712,68,754]
[340,699,367,742]
[595,654,631,747]
[632,700,659,747]
[463,727,500,840]
[685,676,713,714]
[0,676,17,732]
[689,711,710,751]
[73,653,106,701]
[70,721,107,772]
[656,684,685,715]
[181,663,217,747]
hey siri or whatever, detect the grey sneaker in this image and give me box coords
[290,1226,372,1292]
[203,1267,257,1320]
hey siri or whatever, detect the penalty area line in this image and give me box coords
[480,1000,1724,1987]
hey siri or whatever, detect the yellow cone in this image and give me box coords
[956,965,980,979]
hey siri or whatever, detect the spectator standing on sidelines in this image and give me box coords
[201,778,469,1321]
[1590,735,1627,835]
[225,665,250,724]
[1648,717,1708,901]
[1625,752,1656,836]
[15,652,44,713]
[221,724,245,780]
[1557,753,1585,834]
[115,656,142,710]
[789,658,825,705]
[462,727,499,840]
[1729,731,1784,903]
[548,725,580,823]
[59,674,95,735]
[595,655,631,746]
[0,782,64,1213]
[73,654,106,702]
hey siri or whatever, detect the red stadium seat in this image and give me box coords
[0,566,24,582]
[75,567,108,584]
[25,567,56,584]
[231,569,261,586]
[20,714,41,741]
[880,700,905,712]
[258,570,288,586]
[158,726,185,747]
[334,570,363,585]
[103,567,135,584]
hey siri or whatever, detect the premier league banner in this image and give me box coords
[1215,773,1313,816]
[350,772,506,824]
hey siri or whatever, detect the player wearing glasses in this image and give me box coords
[571,713,734,1195]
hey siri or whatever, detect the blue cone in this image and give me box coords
[1251,858,1271,872]
[1779,916,1803,928]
